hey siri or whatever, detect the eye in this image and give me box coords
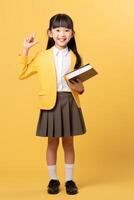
[65,29,70,32]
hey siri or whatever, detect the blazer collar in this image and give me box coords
[49,46,76,71]
[53,45,69,56]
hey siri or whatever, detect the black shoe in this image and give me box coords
[65,180,78,195]
[47,179,60,194]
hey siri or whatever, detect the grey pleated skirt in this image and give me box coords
[36,91,86,137]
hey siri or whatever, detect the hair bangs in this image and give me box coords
[50,14,73,30]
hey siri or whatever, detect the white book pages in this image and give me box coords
[66,64,92,79]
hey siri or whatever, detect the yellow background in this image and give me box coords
[0,0,134,199]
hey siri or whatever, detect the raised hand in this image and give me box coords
[23,32,38,50]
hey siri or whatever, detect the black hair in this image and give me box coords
[46,13,82,69]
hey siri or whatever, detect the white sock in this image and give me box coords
[48,165,58,180]
[65,164,74,182]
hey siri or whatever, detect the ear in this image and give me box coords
[71,30,75,38]
[47,29,53,38]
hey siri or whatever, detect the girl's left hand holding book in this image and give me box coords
[66,79,84,94]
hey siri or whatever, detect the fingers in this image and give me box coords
[66,80,73,88]
[66,79,71,85]
[69,79,80,84]
[30,32,36,42]
[28,33,34,42]
[25,32,36,43]
[76,78,81,83]
[69,80,76,84]
[32,40,39,46]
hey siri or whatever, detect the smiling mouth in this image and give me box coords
[58,38,66,42]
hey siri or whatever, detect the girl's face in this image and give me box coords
[48,27,74,50]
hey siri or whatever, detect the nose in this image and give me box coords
[60,31,65,37]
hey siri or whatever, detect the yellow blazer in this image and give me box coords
[18,47,81,109]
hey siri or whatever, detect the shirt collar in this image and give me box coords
[53,45,69,56]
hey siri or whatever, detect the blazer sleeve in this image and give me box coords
[18,51,40,80]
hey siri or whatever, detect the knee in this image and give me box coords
[62,137,74,151]
[48,137,59,150]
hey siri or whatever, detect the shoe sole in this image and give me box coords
[66,190,78,195]
[47,189,60,194]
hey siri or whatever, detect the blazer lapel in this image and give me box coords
[70,49,76,71]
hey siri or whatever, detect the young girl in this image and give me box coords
[18,13,86,195]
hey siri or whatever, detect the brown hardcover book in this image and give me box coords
[64,63,98,83]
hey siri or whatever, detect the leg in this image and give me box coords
[46,137,60,194]
[62,136,78,194]
[46,137,59,165]
[62,136,75,181]
[46,137,59,180]
[62,136,74,164]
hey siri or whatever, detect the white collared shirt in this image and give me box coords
[53,45,71,92]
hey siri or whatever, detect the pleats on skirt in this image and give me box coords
[36,91,86,137]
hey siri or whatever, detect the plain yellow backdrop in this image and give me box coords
[0,0,134,199]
